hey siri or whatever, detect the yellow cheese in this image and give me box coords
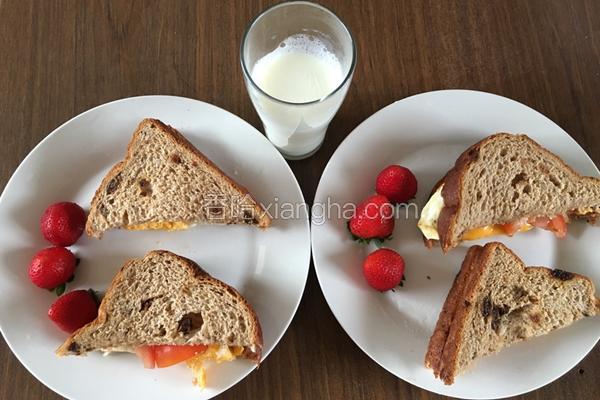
[125,221,189,231]
[186,345,245,389]
[460,225,505,240]
[460,224,531,240]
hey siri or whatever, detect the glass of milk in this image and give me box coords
[241,1,356,160]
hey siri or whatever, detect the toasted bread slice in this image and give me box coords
[86,118,271,238]
[425,242,599,385]
[427,133,600,251]
[56,250,262,362]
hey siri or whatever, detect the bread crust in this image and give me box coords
[85,160,125,238]
[56,250,263,363]
[424,245,482,372]
[86,118,272,238]
[435,133,600,252]
[437,137,484,252]
[426,242,600,384]
[437,245,489,384]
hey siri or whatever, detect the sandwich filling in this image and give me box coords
[125,221,190,231]
[133,344,247,388]
[417,184,593,241]
[186,345,245,388]
[418,185,445,240]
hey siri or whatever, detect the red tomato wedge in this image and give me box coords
[135,346,156,369]
[154,345,208,368]
[547,215,568,238]
[530,216,551,228]
[135,345,208,369]
[501,218,527,236]
[529,215,568,238]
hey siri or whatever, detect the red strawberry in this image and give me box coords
[349,194,394,242]
[362,248,405,291]
[28,247,76,292]
[40,202,86,246]
[375,165,418,204]
[48,289,99,333]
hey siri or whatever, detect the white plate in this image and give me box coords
[311,90,600,399]
[0,96,310,400]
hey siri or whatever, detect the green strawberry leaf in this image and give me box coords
[54,283,66,296]
[88,289,100,305]
[67,274,75,283]
[398,274,407,288]
[353,234,392,246]
[373,237,394,248]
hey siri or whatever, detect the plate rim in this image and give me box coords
[310,88,600,399]
[0,94,311,400]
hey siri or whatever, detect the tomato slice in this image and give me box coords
[530,216,551,229]
[547,215,567,238]
[135,346,156,369]
[154,345,208,368]
[529,215,567,238]
[501,218,528,236]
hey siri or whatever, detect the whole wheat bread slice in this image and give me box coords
[425,242,599,385]
[56,250,262,362]
[433,133,600,251]
[86,118,271,238]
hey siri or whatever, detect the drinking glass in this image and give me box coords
[241,1,356,160]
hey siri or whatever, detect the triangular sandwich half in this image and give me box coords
[56,250,262,387]
[86,118,271,238]
[425,242,599,385]
[418,133,600,252]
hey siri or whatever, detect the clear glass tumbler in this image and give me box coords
[241,1,356,160]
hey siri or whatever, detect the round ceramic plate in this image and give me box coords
[0,96,311,400]
[311,90,600,399]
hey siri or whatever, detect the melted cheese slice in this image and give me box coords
[418,185,444,240]
[125,221,189,231]
[462,223,533,240]
[186,345,245,388]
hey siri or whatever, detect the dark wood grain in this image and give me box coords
[1,0,599,399]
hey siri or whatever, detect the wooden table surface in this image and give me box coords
[1,1,599,399]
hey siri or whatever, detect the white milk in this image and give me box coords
[251,36,343,103]
[248,35,349,158]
